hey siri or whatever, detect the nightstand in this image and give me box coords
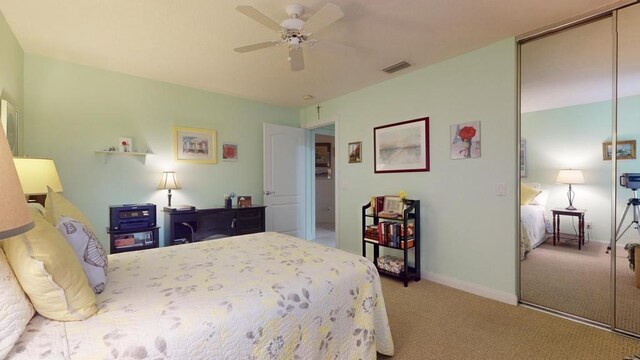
[551,208,586,250]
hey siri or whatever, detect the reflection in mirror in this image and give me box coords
[520,17,613,325]
[616,3,640,337]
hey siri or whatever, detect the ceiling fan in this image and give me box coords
[234,3,352,71]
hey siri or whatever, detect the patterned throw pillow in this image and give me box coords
[0,248,35,359]
[56,217,108,294]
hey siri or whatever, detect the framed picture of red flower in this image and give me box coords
[450,121,481,160]
[374,117,429,173]
[222,143,238,161]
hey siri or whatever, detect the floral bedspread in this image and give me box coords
[8,232,394,359]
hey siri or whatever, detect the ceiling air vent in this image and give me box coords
[382,61,411,74]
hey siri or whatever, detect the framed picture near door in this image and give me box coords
[315,143,331,167]
[1,99,18,155]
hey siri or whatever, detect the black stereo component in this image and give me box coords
[109,203,157,230]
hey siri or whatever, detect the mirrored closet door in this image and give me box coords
[520,2,640,337]
[616,4,640,337]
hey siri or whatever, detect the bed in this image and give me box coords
[520,184,551,259]
[7,232,394,359]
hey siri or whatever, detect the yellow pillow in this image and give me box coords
[521,182,541,205]
[1,209,97,321]
[45,187,95,232]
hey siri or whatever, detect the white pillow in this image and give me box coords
[0,247,35,359]
[529,189,550,207]
[56,217,108,294]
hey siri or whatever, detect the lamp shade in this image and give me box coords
[13,157,64,195]
[157,171,181,190]
[0,127,33,239]
[556,169,585,185]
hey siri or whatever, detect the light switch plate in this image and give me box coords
[496,183,506,196]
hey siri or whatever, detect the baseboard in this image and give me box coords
[423,271,518,305]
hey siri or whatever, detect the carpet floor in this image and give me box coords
[379,277,640,359]
[521,238,640,334]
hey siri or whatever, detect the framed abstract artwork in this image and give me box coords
[174,127,217,164]
[374,117,429,173]
[222,143,238,161]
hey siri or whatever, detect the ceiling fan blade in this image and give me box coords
[289,47,305,71]
[234,41,279,53]
[303,3,344,35]
[309,40,356,56]
[236,6,282,32]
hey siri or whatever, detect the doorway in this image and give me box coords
[314,125,336,247]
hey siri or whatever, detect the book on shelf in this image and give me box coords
[378,211,402,219]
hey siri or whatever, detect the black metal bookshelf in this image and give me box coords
[362,199,421,287]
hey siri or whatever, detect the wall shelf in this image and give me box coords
[95,151,152,156]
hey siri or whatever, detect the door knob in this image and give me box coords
[265,191,276,195]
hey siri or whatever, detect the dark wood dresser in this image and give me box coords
[163,205,266,246]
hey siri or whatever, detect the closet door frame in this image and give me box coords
[516,0,638,337]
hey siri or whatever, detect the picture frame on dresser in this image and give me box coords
[174,127,217,164]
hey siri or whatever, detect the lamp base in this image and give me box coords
[565,205,577,210]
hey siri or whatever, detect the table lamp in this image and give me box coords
[0,127,33,239]
[13,157,64,206]
[556,169,585,210]
[157,171,181,207]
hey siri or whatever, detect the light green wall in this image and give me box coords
[0,10,23,153]
[23,54,299,251]
[522,95,640,243]
[301,38,518,296]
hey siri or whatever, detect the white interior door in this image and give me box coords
[263,123,306,238]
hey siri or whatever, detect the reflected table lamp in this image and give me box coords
[157,171,181,207]
[0,128,34,239]
[13,157,64,206]
[556,169,585,210]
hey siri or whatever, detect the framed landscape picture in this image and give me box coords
[174,127,217,163]
[602,140,636,160]
[374,117,429,173]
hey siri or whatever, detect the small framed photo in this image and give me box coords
[237,196,252,208]
[174,127,217,164]
[348,141,362,163]
[602,140,636,160]
[119,137,133,152]
[222,143,238,161]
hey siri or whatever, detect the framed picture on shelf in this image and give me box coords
[174,127,217,164]
[237,196,252,208]
[602,140,636,160]
[222,143,238,161]
[315,143,331,167]
[119,137,133,152]
[1,99,18,156]
[348,141,362,163]
[383,196,403,215]
[374,117,429,173]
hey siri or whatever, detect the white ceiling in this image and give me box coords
[0,0,621,108]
